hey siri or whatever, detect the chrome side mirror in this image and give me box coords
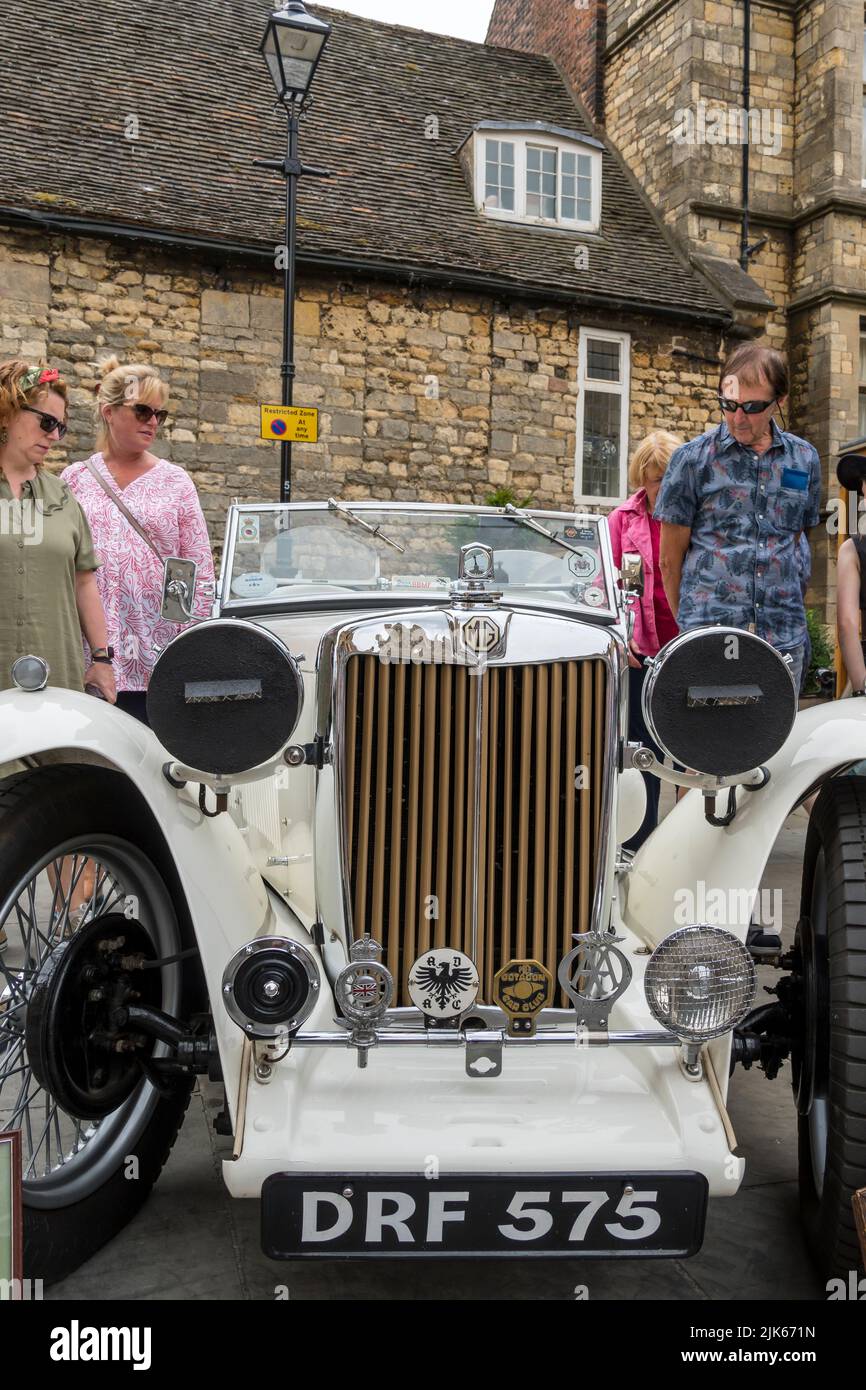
[621,551,644,597]
[160,558,198,623]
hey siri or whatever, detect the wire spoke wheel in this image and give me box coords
[0,766,197,1283]
[0,836,182,1206]
[0,850,128,1184]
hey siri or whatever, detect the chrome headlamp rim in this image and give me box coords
[147,617,305,778]
[641,626,796,778]
[11,654,50,692]
[643,923,757,1043]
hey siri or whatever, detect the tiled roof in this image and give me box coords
[1,2,728,318]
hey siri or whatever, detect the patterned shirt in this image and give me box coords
[654,419,821,649]
[63,455,215,690]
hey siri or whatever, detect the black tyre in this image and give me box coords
[0,765,197,1285]
[795,778,866,1279]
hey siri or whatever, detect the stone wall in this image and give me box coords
[481,0,866,629]
[605,0,796,331]
[0,224,724,552]
[795,0,864,204]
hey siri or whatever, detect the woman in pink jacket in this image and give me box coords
[608,430,683,848]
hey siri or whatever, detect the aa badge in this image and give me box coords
[493,959,553,1035]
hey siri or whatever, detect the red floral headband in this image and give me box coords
[19,365,60,394]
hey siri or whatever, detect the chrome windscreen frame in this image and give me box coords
[217,501,620,623]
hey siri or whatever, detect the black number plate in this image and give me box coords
[261,1172,708,1258]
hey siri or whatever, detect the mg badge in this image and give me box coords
[493,959,554,1036]
[408,948,479,1019]
[336,936,394,1024]
[462,615,500,654]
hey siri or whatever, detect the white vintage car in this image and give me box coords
[1,499,864,1283]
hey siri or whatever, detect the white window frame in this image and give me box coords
[574,328,631,508]
[474,131,601,233]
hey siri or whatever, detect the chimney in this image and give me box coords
[486,0,606,124]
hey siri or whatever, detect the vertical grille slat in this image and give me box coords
[387,661,406,988]
[345,657,359,868]
[452,671,467,958]
[343,654,607,1005]
[562,663,579,1004]
[578,663,593,934]
[353,658,377,935]
[402,663,423,984]
[501,670,515,972]
[546,661,563,983]
[370,661,391,933]
[465,673,479,960]
[515,667,533,960]
[484,668,500,1004]
[418,667,438,958]
[434,664,452,951]
[532,665,548,964]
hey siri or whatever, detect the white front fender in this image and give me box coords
[624,698,866,1095]
[0,687,280,1123]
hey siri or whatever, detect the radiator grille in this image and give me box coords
[342,656,607,1005]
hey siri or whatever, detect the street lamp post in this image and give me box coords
[258,2,331,503]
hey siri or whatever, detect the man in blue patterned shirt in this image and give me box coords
[656,344,820,692]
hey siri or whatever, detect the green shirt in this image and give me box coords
[0,468,98,693]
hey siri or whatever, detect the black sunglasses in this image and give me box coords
[718,396,777,415]
[127,403,169,427]
[21,405,68,440]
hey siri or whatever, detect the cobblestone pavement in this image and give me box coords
[45,804,823,1302]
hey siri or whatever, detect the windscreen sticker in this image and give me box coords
[390,575,451,590]
[230,572,278,598]
[238,515,261,544]
[559,526,597,543]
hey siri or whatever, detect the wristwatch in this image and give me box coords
[91,646,114,664]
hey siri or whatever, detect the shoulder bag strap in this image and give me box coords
[83,457,165,561]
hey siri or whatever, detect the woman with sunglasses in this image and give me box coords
[63,357,215,725]
[0,359,116,701]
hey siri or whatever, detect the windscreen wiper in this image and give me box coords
[327,499,406,554]
[502,502,588,559]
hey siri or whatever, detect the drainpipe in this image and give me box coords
[739,0,751,271]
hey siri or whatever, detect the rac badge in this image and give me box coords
[493,959,554,1036]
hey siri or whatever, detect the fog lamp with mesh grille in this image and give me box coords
[644,926,756,1042]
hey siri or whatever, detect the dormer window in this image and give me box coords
[471,124,602,233]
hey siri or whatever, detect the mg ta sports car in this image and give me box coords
[0,500,864,1282]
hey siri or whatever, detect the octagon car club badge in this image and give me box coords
[408,948,479,1021]
[493,959,554,1035]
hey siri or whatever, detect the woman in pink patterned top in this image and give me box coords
[63,357,215,725]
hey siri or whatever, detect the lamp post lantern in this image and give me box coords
[257,2,331,503]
